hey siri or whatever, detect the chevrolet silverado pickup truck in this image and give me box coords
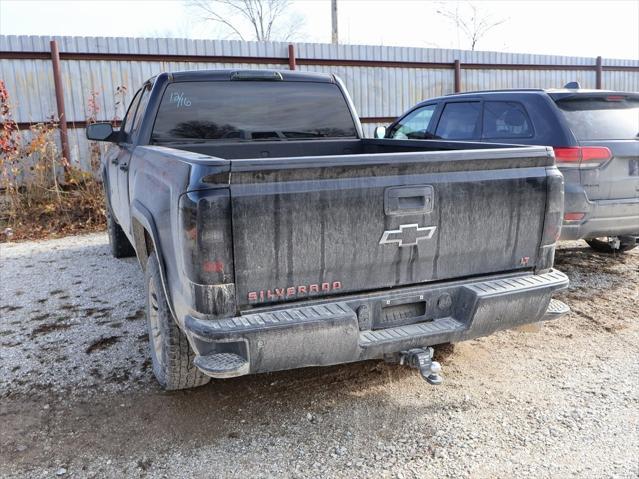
[87,69,569,390]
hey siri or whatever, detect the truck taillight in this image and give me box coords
[536,167,565,273]
[541,168,564,247]
[553,146,611,168]
[178,189,234,286]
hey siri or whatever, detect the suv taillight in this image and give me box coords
[553,146,611,168]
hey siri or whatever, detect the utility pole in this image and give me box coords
[331,0,338,44]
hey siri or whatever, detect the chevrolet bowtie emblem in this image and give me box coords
[379,224,437,247]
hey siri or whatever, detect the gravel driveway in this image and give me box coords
[1,233,638,478]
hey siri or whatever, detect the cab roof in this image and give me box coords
[162,69,336,83]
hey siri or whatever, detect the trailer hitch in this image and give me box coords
[400,347,443,385]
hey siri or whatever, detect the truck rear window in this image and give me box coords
[152,81,358,141]
[555,97,639,141]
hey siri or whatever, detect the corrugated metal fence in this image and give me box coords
[1,35,638,169]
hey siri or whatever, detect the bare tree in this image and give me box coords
[187,0,304,41]
[436,1,507,51]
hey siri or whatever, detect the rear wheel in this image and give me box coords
[145,252,210,390]
[585,237,637,254]
[105,201,135,258]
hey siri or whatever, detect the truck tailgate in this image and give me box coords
[229,147,553,308]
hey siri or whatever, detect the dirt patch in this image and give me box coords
[83,306,112,317]
[0,305,23,312]
[30,322,72,337]
[85,335,120,354]
[126,309,145,321]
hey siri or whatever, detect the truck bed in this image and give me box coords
[161,137,541,161]
[132,139,560,315]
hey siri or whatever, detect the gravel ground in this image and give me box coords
[1,233,638,478]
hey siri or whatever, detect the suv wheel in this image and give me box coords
[145,252,210,390]
[585,237,637,254]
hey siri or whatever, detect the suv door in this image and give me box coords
[434,101,482,140]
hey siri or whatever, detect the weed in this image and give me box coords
[0,81,108,241]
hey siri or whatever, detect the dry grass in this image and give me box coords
[0,176,106,242]
[0,80,106,242]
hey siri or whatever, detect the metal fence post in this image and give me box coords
[454,59,461,92]
[595,56,603,89]
[288,44,296,70]
[49,39,71,170]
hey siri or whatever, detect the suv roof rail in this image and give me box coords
[444,88,544,96]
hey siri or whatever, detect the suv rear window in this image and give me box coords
[482,101,533,139]
[152,81,358,141]
[555,96,639,141]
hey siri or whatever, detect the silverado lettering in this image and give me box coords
[248,281,343,303]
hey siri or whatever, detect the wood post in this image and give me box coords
[49,40,71,170]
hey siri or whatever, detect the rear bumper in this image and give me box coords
[184,269,569,378]
[560,185,639,240]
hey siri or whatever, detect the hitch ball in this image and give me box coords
[401,347,443,385]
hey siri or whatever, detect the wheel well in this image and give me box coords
[131,218,154,270]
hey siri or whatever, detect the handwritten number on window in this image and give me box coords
[169,91,192,108]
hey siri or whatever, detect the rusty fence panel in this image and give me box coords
[0,35,638,168]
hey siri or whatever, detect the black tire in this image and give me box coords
[106,202,135,258]
[585,237,637,254]
[145,253,210,390]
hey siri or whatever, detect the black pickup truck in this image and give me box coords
[87,70,569,390]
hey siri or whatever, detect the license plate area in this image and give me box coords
[370,289,459,330]
[374,301,428,329]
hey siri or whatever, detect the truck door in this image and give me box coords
[108,88,141,234]
[115,85,151,236]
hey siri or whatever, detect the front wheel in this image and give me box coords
[145,253,210,390]
[585,237,637,254]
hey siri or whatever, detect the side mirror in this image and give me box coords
[373,126,387,139]
[86,122,117,142]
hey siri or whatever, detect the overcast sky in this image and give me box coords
[1,0,638,60]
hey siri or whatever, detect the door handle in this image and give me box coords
[119,164,128,171]
[384,186,434,216]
